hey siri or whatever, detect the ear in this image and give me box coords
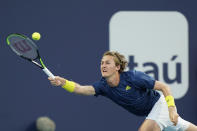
[116,65,120,71]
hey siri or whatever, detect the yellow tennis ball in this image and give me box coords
[32,32,41,40]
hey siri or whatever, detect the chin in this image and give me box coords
[101,73,108,78]
[101,73,110,78]
[101,74,106,78]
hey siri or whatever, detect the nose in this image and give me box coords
[101,63,106,68]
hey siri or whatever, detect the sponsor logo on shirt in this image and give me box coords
[126,85,131,91]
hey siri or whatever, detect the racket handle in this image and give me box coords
[42,67,55,79]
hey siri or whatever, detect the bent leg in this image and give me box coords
[185,123,197,131]
[138,119,161,131]
[176,117,197,131]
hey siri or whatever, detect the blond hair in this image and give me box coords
[103,51,128,73]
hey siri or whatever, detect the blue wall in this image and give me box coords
[0,0,197,130]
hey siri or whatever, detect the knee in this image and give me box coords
[138,126,146,131]
[138,127,143,131]
[138,123,161,131]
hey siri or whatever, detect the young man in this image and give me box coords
[48,51,197,131]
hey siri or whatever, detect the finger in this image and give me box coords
[51,83,56,86]
[51,81,57,85]
[170,116,175,125]
[173,121,177,126]
[172,118,178,126]
[48,77,53,80]
[57,80,61,85]
[51,80,56,83]
[171,120,176,126]
[174,115,179,126]
[171,118,175,125]
[52,80,61,86]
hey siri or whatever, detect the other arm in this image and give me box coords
[154,81,179,125]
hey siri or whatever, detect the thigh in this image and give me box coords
[163,117,194,131]
[185,123,197,131]
[138,119,161,131]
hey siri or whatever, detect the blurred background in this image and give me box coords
[0,0,196,130]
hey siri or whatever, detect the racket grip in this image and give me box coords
[42,67,55,79]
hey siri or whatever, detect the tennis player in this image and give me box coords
[48,51,197,131]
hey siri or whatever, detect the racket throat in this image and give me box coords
[32,60,43,69]
[39,58,46,68]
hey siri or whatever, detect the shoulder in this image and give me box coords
[121,70,139,79]
[122,70,151,82]
[92,77,107,96]
[92,77,106,88]
[123,70,155,88]
[121,70,136,82]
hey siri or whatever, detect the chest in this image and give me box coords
[104,80,147,100]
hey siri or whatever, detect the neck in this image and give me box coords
[106,72,120,87]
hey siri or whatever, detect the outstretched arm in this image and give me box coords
[48,76,96,96]
[154,81,179,126]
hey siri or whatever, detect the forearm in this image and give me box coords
[154,81,172,97]
[154,81,176,107]
[74,83,95,95]
[48,76,96,96]
[158,83,171,97]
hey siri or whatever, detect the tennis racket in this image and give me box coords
[6,33,55,79]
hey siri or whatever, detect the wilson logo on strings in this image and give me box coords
[13,40,32,53]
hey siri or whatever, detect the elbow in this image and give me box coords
[74,85,87,95]
[154,81,171,92]
[73,84,82,94]
[156,81,172,96]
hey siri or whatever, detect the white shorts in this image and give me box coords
[146,94,190,131]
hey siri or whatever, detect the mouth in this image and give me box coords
[102,69,107,73]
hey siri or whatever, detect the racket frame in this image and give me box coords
[6,33,55,78]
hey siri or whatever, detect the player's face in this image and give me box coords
[100,55,120,78]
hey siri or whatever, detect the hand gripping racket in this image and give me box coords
[6,33,55,79]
